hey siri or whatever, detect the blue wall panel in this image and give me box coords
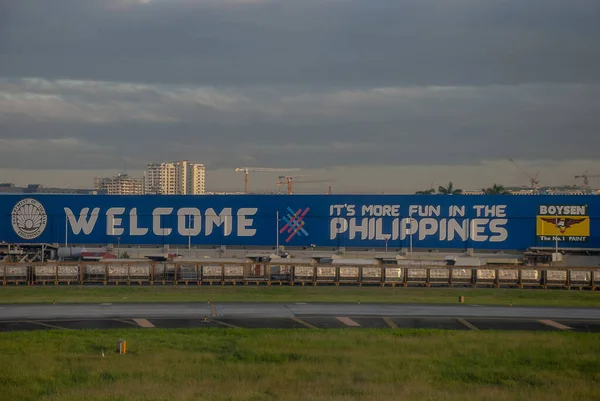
[1,194,598,250]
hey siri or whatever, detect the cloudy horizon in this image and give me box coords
[1,0,599,193]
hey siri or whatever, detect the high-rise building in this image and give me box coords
[93,174,144,195]
[144,160,206,195]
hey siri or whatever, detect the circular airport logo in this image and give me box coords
[11,198,48,240]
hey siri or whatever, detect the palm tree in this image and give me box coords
[438,181,462,195]
[483,184,510,195]
[415,188,436,195]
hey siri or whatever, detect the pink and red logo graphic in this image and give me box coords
[280,206,310,242]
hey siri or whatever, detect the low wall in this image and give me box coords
[1,261,599,289]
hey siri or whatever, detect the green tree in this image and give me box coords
[438,181,462,195]
[415,188,436,194]
[483,184,510,195]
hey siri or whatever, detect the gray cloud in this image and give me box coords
[0,0,599,191]
[1,0,599,87]
[1,78,599,173]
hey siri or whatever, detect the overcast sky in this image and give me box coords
[1,0,600,193]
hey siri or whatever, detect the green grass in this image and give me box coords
[0,285,599,307]
[0,328,599,401]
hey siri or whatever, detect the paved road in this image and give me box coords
[1,302,600,321]
[1,303,600,333]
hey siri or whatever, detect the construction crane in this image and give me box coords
[575,171,600,188]
[507,158,540,189]
[276,175,335,195]
[234,167,299,194]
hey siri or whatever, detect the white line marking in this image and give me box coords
[133,318,155,328]
[539,320,572,330]
[100,303,112,306]
[293,318,317,328]
[336,317,361,327]
[458,318,479,330]
[31,321,65,330]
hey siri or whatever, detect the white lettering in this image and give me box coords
[130,208,148,236]
[375,218,391,240]
[489,219,508,242]
[400,217,417,240]
[447,219,468,241]
[449,205,465,217]
[106,207,125,236]
[237,208,257,236]
[470,219,488,242]
[330,218,349,240]
[418,218,438,240]
[368,218,376,240]
[153,208,173,236]
[349,218,369,240]
[540,205,586,216]
[205,208,232,236]
[327,216,508,244]
[64,207,100,235]
[177,208,201,236]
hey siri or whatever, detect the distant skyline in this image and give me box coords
[1,0,599,193]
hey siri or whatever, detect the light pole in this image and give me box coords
[408,213,414,259]
[554,212,559,264]
[188,215,192,253]
[276,211,280,256]
[383,234,390,254]
[65,212,69,249]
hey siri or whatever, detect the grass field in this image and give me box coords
[0,285,599,307]
[0,328,598,401]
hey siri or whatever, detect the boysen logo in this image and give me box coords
[280,207,310,242]
[11,198,48,240]
[536,204,590,242]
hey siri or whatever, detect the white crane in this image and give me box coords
[234,167,299,194]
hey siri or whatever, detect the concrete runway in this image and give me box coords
[1,302,600,332]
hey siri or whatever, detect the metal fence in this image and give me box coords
[0,261,599,290]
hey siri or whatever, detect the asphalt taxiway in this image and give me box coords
[1,302,599,332]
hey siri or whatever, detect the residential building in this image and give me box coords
[144,160,206,195]
[93,174,144,195]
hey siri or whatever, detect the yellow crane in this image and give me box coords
[276,175,335,195]
[234,167,299,194]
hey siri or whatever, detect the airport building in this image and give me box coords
[93,174,144,195]
[144,160,206,195]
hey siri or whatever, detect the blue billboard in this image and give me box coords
[1,194,598,251]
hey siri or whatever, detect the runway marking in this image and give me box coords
[212,320,240,329]
[458,318,479,330]
[100,303,112,306]
[383,318,398,329]
[336,317,361,327]
[133,318,155,328]
[31,321,65,330]
[292,318,317,329]
[539,320,572,331]
[210,304,217,317]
